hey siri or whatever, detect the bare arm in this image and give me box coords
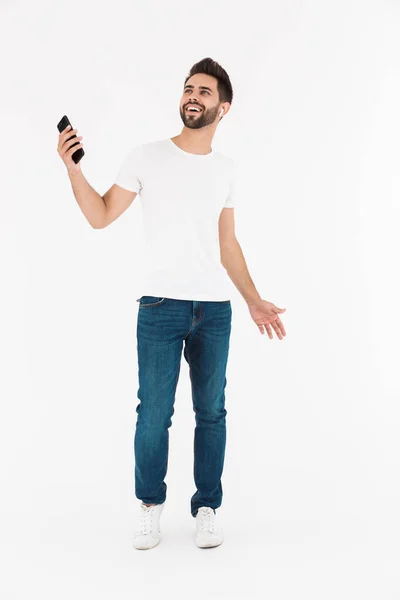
[219,207,261,305]
[221,239,261,305]
[101,184,138,227]
[68,170,107,229]
[68,174,137,229]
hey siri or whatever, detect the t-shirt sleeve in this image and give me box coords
[224,159,238,208]
[114,145,143,193]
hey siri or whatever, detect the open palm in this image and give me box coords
[248,299,287,339]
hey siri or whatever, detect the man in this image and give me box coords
[58,57,286,551]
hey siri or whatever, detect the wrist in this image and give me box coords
[245,294,262,306]
[68,169,82,178]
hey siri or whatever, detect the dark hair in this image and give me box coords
[184,57,233,106]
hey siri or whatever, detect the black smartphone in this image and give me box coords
[57,115,85,164]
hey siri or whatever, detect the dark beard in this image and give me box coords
[179,105,219,129]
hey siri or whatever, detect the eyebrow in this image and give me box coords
[184,84,213,92]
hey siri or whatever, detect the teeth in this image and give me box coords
[187,106,201,112]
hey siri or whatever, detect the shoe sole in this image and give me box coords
[133,531,162,550]
[133,537,161,550]
[195,537,223,548]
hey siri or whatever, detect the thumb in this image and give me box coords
[274,307,286,313]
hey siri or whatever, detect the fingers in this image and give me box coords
[57,124,83,155]
[66,137,83,156]
[257,322,273,338]
[60,124,77,141]
[271,321,284,339]
[264,323,273,339]
[57,124,84,174]
[58,125,81,144]
[258,319,285,339]
[275,317,286,337]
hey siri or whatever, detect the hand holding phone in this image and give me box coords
[57,115,85,175]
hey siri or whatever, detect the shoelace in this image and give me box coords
[198,507,215,533]
[139,504,154,535]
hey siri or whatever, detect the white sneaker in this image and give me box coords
[133,501,165,550]
[195,506,224,548]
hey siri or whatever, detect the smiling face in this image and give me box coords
[179,73,226,129]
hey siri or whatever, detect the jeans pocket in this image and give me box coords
[137,296,166,308]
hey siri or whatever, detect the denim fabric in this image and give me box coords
[134,295,232,517]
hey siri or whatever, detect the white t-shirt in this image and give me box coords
[114,137,238,301]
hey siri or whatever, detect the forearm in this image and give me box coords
[68,170,107,228]
[221,240,261,305]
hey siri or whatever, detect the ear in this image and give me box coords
[219,103,231,118]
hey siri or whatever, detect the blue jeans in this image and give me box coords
[134,295,232,517]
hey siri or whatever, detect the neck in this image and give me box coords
[172,128,215,155]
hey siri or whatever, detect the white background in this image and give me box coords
[1,0,400,598]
